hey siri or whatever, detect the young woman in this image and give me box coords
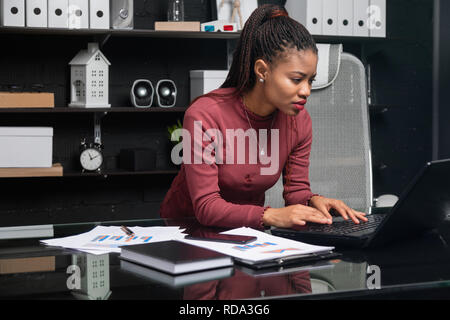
[159,4,368,230]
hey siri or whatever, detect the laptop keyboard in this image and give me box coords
[306,214,385,235]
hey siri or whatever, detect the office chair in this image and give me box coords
[264,44,398,211]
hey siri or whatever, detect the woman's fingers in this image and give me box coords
[310,201,333,222]
[298,212,330,224]
[289,201,369,227]
[333,205,351,222]
[353,209,368,222]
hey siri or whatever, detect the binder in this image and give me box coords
[353,0,369,37]
[48,0,69,28]
[68,0,89,29]
[26,0,47,27]
[338,0,353,36]
[369,0,386,38]
[0,0,25,27]
[322,0,338,36]
[285,0,322,35]
[89,0,110,30]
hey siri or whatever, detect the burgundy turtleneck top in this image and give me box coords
[159,87,316,229]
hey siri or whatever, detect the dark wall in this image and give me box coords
[363,0,433,198]
[434,0,450,160]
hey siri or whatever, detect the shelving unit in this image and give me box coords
[0,107,188,113]
[0,0,433,226]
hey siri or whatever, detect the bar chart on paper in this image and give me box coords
[88,234,154,249]
[40,226,186,254]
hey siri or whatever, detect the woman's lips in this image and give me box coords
[293,101,306,110]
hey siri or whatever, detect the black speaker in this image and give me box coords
[130,79,154,108]
[156,79,177,108]
[119,148,157,171]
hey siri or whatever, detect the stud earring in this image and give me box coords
[259,78,265,83]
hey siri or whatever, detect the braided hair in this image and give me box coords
[221,4,318,95]
[220,4,317,192]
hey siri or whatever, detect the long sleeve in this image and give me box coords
[282,113,317,206]
[182,104,266,230]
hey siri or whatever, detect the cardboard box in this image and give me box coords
[190,70,228,101]
[0,256,55,274]
[154,21,200,31]
[0,163,62,177]
[0,92,54,108]
[0,127,53,168]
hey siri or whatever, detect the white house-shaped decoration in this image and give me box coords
[69,42,111,108]
[70,253,112,300]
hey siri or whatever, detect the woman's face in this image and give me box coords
[263,48,318,116]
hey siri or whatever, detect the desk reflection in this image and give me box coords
[183,269,312,300]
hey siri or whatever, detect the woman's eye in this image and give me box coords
[292,78,316,84]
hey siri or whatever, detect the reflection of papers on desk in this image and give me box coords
[41,226,186,255]
[236,259,336,277]
[179,227,335,267]
[120,260,234,288]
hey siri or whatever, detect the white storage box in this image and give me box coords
[0,127,53,168]
[190,70,228,101]
[0,0,25,27]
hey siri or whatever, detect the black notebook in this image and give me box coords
[119,240,233,275]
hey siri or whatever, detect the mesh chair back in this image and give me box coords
[264,48,372,211]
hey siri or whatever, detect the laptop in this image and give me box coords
[272,159,450,248]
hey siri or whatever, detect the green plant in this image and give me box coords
[167,119,183,143]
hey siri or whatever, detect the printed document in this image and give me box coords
[179,227,334,264]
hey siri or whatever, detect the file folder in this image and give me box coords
[90,0,110,30]
[353,0,369,37]
[285,0,323,35]
[369,0,386,37]
[26,0,47,27]
[68,0,89,29]
[0,0,25,26]
[48,0,69,28]
[322,0,338,36]
[338,0,353,36]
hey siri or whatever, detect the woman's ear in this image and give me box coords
[254,59,269,82]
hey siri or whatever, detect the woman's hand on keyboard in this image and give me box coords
[309,196,368,224]
[262,204,333,228]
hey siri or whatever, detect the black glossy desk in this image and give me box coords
[1,217,450,300]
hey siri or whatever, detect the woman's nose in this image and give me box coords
[298,82,311,98]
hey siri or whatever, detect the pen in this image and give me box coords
[120,225,135,236]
